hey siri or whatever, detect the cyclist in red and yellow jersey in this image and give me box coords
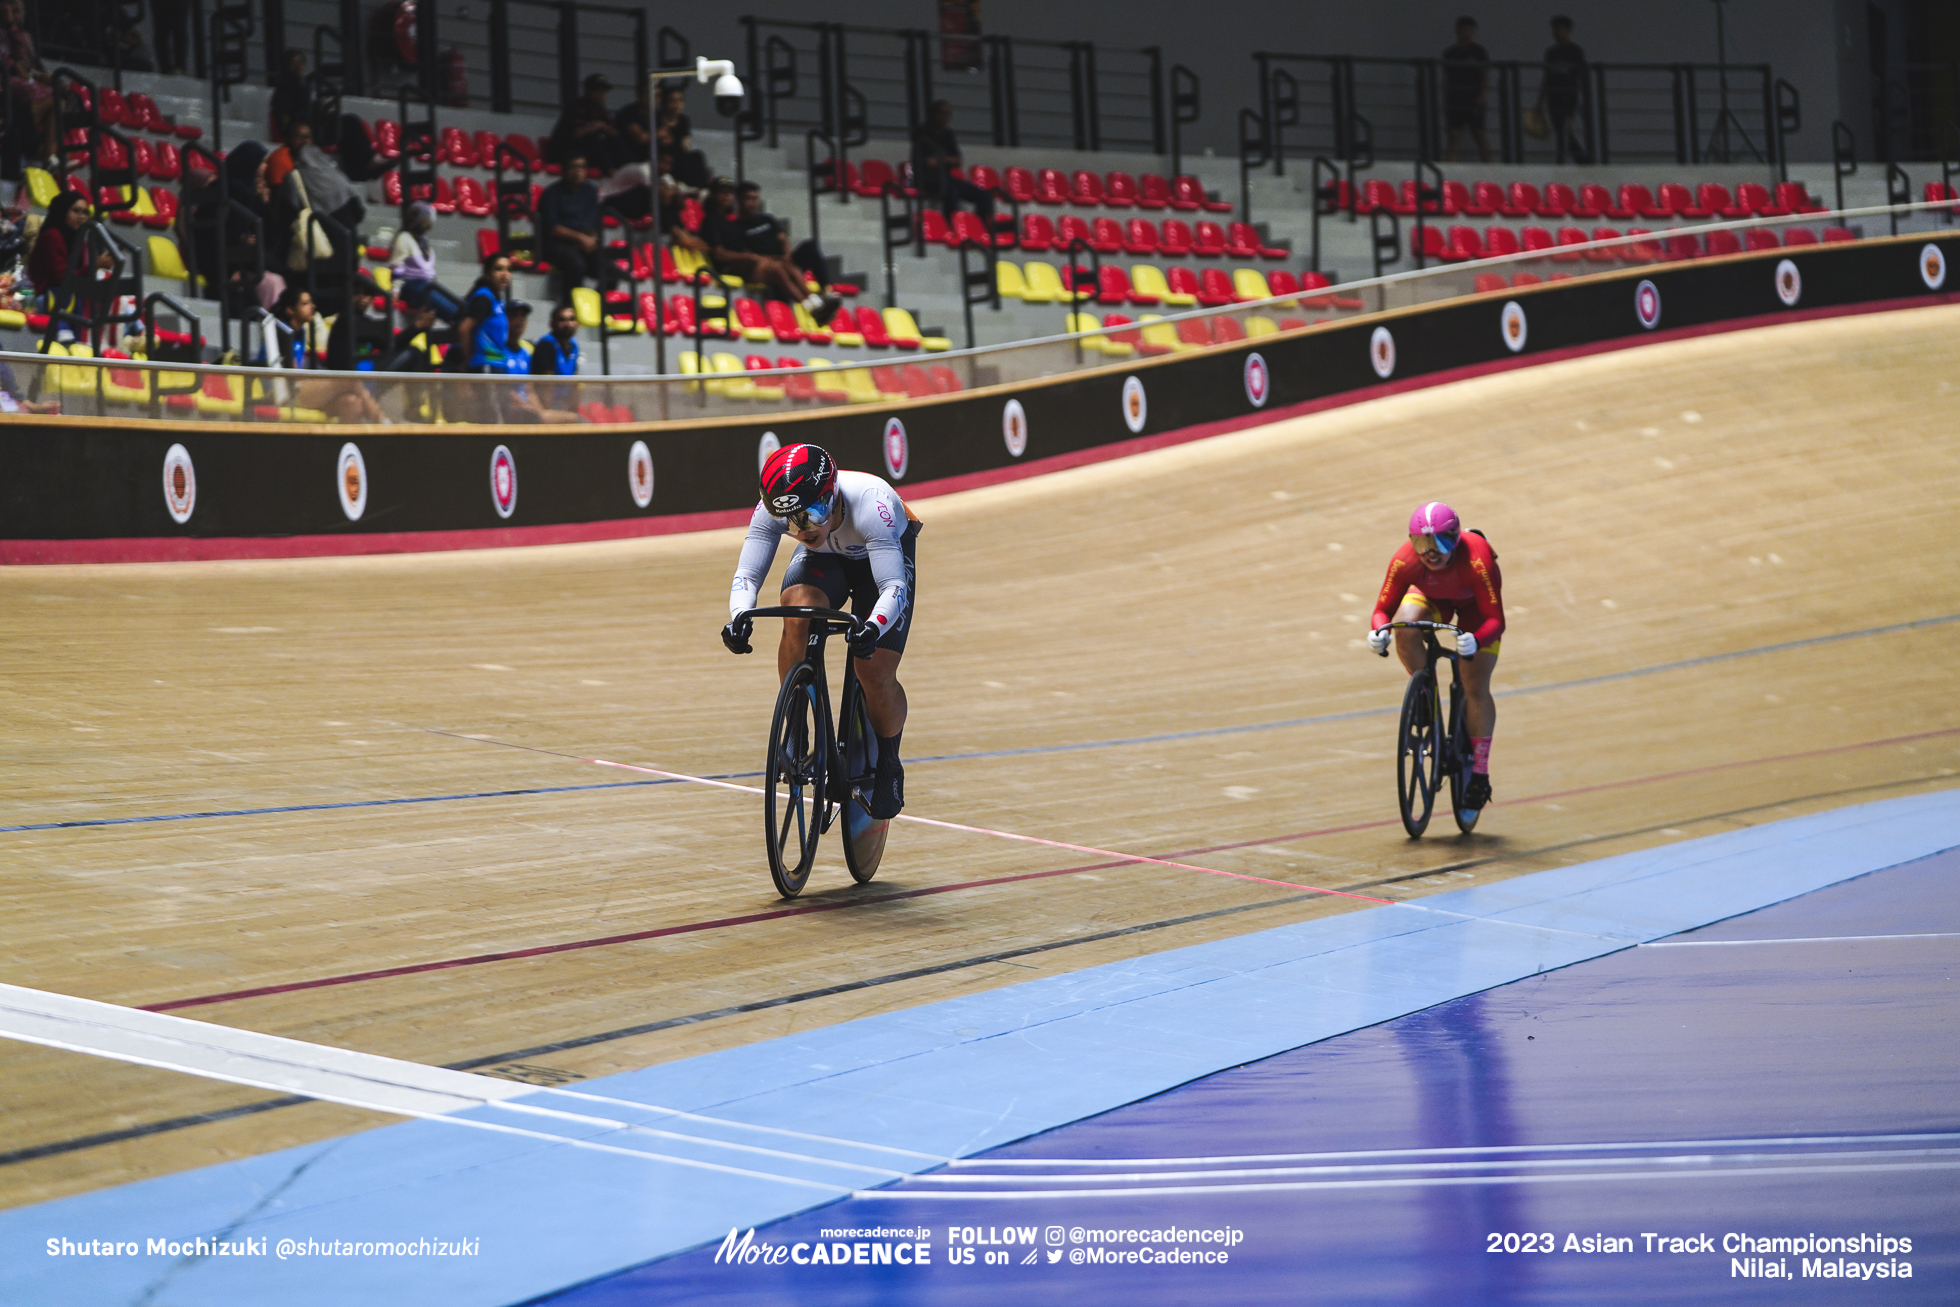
[1367,502,1505,809]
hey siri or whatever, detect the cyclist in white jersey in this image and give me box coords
[722,443,919,817]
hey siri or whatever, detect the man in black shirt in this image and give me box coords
[701,178,839,317]
[1441,16,1491,164]
[910,100,995,225]
[536,155,618,299]
[1539,16,1592,164]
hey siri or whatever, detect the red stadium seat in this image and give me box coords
[1553,226,1589,261]
[1822,226,1856,242]
[140,187,177,230]
[854,159,897,197]
[441,127,477,167]
[1137,174,1172,210]
[1089,217,1126,253]
[1775,182,1825,214]
[1033,169,1070,205]
[1176,315,1214,347]
[1192,221,1228,257]
[1625,228,1663,261]
[1572,184,1623,219]
[1056,214,1093,252]
[1444,180,1480,215]
[1160,219,1194,257]
[1069,170,1104,207]
[1510,272,1542,287]
[1705,229,1742,256]
[1664,233,1702,260]
[1265,269,1302,304]
[920,210,956,246]
[1587,227,1624,261]
[928,364,962,393]
[1618,184,1666,218]
[1176,175,1232,212]
[1361,179,1403,216]
[967,164,1001,192]
[1124,218,1160,256]
[1473,272,1508,294]
[1783,227,1819,246]
[1097,264,1137,305]
[1697,183,1745,218]
[1484,227,1520,257]
[1165,265,1201,300]
[1743,228,1781,251]
[453,176,492,217]
[1656,183,1706,218]
[1020,213,1056,252]
[1521,225,1554,255]
[1509,182,1545,217]
[953,211,1005,247]
[1447,225,1487,260]
[853,305,894,346]
[1211,314,1246,343]
[1004,167,1039,204]
[765,300,803,342]
[1196,266,1238,306]
[1104,172,1139,207]
[1537,182,1576,217]
[1412,225,1449,262]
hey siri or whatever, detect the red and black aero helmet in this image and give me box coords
[760,443,839,525]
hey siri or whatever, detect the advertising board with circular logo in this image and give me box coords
[161,443,196,524]
[1773,258,1802,307]
[627,440,654,509]
[1121,375,1147,433]
[1920,243,1947,290]
[336,442,367,521]
[1500,301,1528,353]
[757,430,780,472]
[1002,399,1028,458]
[882,417,909,480]
[489,444,518,519]
[1369,326,1396,379]
[1634,279,1662,330]
[1243,352,1271,407]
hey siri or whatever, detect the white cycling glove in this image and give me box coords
[1456,631,1479,659]
[1367,627,1392,656]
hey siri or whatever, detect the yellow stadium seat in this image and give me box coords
[1020,261,1064,303]
[1133,264,1194,308]
[838,367,882,403]
[58,343,102,395]
[678,349,702,392]
[1065,311,1133,357]
[804,358,850,402]
[195,370,245,416]
[707,351,754,399]
[1233,268,1274,302]
[1139,314,1198,354]
[0,308,25,330]
[746,359,785,400]
[791,302,832,343]
[672,246,708,280]
[370,266,393,292]
[102,354,153,405]
[24,167,58,208]
[995,260,1028,299]
[570,286,602,329]
[147,235,190,282]
[881,306,950,351]
[1246,315,1280,337]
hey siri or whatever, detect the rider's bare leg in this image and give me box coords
[1391,600,1430,676]
[1459,648,1498,739]
[777,584,828,681]
[854,648,908,738]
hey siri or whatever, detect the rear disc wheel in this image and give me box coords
[839,677,889,884]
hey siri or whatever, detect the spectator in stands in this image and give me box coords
[152,0,188,76]
[0,355,60,413]
[206,141,293,300]
[1441,16,1492,164]
[499,300,580,423]
[390,201,460,322]
[272,49,313,145]
[548,73,624,173]
[732,180,839,314]
[271,286,389,423]
[379,298,440,372]
[271,121,366,258]
[536,155,616,297]
[1538,16,1591,164]
[654,83,712,192]
[0,0,56,167]
[449,251,512,378]
[910,99,993,226]
[529,302,581,386]
[702,178,839,320]
[617,79,652,165]
[26,191,111,302]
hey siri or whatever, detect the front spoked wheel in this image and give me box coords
[839,676,889,884]
[1396,670,1443,838]
[764,662,826,898]
[1447,681,1481,834]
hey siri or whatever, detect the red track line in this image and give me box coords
[137,725,1960,1014]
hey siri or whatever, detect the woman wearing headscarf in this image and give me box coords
[26,191,112,326]
[183,143,287,312]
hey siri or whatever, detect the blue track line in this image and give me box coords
[7,614,1955,835]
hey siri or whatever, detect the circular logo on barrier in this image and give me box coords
[1002,399,1028,458]
[1920,243,1947,290]
[1369,326,1395,379]
[882,416,909,480]
[336,442,367,521]
[1774,258,1802,307]
[1121,375,1147,433]
[628,439,654,509]
[1244,352,1270,408]
[757,430,780,473]
[1634,279,1662,330]
[161,443,195,524]
[489,444,518,519]
[1500,301,1527,353]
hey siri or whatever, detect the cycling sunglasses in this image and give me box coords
[1410,531,1459,558]
[780,495,837,532]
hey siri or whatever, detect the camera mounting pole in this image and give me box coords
[645,57,745,378]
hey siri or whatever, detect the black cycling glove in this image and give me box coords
[721,617,753,655]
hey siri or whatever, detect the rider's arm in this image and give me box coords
[729,505,786,619]
[852,481,911,636]
[1461,533,1505,645]
[1370,545,1420,630]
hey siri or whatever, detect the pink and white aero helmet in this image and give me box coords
[1408,501,1461,555]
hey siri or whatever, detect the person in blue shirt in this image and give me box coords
[452,252,513,374]
[500,300,580,423]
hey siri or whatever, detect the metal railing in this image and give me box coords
[1253,53,1795,173]
[11,197,1948,427]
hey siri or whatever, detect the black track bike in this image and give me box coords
[730,606,891,899]
[1379,620,1482,838]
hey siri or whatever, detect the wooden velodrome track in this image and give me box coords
[4,305,1958,1212]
